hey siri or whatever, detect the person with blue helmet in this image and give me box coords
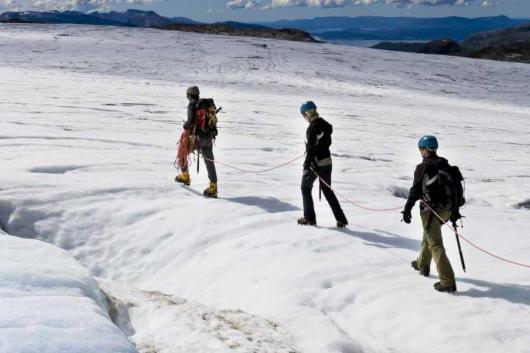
[402,135,457,293]
[297,101,348,228]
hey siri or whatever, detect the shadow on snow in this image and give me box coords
[224,196,300,213]
[455,278,530,306]
[330,227,421,252]
[178,185,300,213]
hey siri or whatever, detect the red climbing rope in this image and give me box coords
[173,152,530,269]
[420,200,530,269]
[311,169,403,212]
[201,153,306,174]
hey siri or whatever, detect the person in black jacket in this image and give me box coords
[402,135,456,293]
[297,101,348,228]
[175,86,218,197]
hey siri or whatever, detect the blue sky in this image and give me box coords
[1,0,529,22]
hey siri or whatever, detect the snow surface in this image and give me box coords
[1,23,530,353]
[0,232,137,353]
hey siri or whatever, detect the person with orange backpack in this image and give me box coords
[175,86,219,198]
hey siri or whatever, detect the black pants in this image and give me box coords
[301,165,346,223]
[197,135,217,184]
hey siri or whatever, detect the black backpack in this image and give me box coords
[424,164,465,213]
[195,98,219,137]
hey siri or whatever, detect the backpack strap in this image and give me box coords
[425,174,439,186]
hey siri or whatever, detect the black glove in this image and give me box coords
[401,209,412,224]
[304,161,317,172]
[450,209,462,224]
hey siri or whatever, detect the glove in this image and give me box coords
[450,209,462,224]
[303,168,311,176]
[401,209,412,224]
[303,160,317,171]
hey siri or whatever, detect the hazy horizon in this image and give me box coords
[1,0,529,23]
[2,8,530,23]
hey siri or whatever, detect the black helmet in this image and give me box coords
[186,86,200,96]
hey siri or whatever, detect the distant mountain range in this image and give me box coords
[0,9,198,27]
[373,24,530,63]
[259,16,529,42]
[0,9,315,42]
[2,11,528,43]
[1,10,529,62]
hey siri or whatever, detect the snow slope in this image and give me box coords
[99,279,298,353]
[0,232,137,353]
[1,23,530,353]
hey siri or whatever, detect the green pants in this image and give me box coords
[417,208,455,286]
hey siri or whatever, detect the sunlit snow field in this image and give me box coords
[1,24,530,353]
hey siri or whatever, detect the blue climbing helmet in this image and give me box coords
[418,135,439,150]
[300,101,317,114]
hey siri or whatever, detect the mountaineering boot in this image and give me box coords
[203,182,218,198]
[175,171,190,186]
[411,260,430,277]
[297,217,316,226]
[336,219,348,228]
[434,282,457,293]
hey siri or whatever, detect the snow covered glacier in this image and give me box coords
[0,23,529,353]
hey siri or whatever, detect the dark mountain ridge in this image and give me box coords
[159,23,317,43]
[373,24,530,63]
[0,10,132,26]
[89,9,177,27]
[260,15,529,42]
[0,9,197,27]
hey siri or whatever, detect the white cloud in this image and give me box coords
[226,0,497,10]
[0,0,160,12]
[226,0,261,9]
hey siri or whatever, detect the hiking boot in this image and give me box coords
[336,219,348,228]
[175,171,190,186]
[434,282,457,293]
[297,217,316,226]
[411,260,430,277]
[203,182,217,198]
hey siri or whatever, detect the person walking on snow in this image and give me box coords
[297,101,348,228]
[175,86,218,198]
[402,135,457,293]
